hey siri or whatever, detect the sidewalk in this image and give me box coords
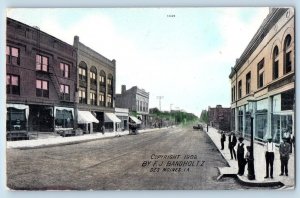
[205,126,295,189]
[6,127,170,149]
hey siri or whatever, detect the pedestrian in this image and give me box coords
[279,137,291,176]
[228,131,237,160]
[237,136,246,176]
[101,125,105,134]
[264,137,275,179]
[283,129,292,153]
[220,131,226,150]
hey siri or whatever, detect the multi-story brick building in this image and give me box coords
[207,105,231,131]
[73,36,120,133]
[229,8,295,143]
[6,18,77,134]
[116,85,149,127]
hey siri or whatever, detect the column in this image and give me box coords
[267,96,273,139]
[90,123,93,133]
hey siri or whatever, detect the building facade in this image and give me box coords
[208,105,231,131]
[73,36,119,133]
[6,18,77,133]
[229,8,295,143]
[116,85,150,127]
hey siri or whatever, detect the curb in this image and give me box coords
[8,127,170,150]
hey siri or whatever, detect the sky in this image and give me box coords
[7,8,269,116]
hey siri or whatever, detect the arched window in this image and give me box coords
[283,34,292,74]
[78,61,87,82]
[90,66,97,87]
[99,70,106,107]
[272,46,279,80]
[107,74,113,107]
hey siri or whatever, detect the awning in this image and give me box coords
[104,113,121,123]
[129,116,142,124]
[78,111,99,124]
[6,104,29,119]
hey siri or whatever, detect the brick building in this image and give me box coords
[229,8,295,143]
[73,36,120,133]
[6,18,77,133]
[116,85,149,127]
[208,105,231,131]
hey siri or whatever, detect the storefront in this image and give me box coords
[104,113,121,132]
[115,108,129,131]
[6,104,29,131]
[28,105,54,132]
[54,106,74,131]
[77,110,99,133]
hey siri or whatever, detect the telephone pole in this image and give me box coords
[156,96,164,111]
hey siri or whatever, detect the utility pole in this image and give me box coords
[156,96,164,111]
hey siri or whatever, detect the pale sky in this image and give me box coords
[7,8,269,116]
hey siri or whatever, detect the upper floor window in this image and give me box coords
[79,61,87,82]
[90,92,96,105]
[99,92,105,106]
[273,46,279,80]
[100,70,106,86]
[60,84,70,101]
[79,88,86,104]
[36,55,49,72]
[231,86,235,102]
[257,59,264,88]
[246,72,251,95]
[107,94,112,107]
[6,46,20,65]
[6,74,20,95]
[36,79,49,98]
[90,67,97,85]
[238,80,242,99]
[60,63,70,78]
[284,35,292,74]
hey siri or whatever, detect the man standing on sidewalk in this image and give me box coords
[220,131,226,150]
[264,137,275,179]
[228,131,237,160]
[237,137,246,176]
[279,137,291,176]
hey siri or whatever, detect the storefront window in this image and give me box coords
[55,109,74,128]
[271,114,293,144]
[238,106,243,133]
[244,105,251,138]
[256,99,268,140]
[7,108,26,131]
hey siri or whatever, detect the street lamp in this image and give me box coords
[247,100,256,180]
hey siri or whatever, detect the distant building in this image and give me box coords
[6,18,77,133]
[229,8,294,143]
[207,105,231,131]
[73,36,120,133]
[116,85,150,127]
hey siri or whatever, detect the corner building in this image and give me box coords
[229,8,295,143]
[73,36,120,133]
[6,18,77,134]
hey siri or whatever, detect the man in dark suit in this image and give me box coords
[220,131,226,150]
[279,137,291,176]
[237,137,246,176]
[228,131,237,160]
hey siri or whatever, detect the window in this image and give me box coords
[36,79,49,97]
[256,99,268,140]
[107,94,112,107]
[99,92,105,106]
[257,59,264,88]
[90,71,97,85]
[246,72,251,95]
[6,74,20,95]
[79,67,87,81]
[284,35,292,74]
[231,86,235,102]
[7,108,26,131]
[238,106,243,133]
[79,89,86,104]
[6,46,20,65]
[238,80,242,99]
[36,55,49,72]
[273,46,279,80]
[55,109,74,128]
[100,70,106,86]
[60,84,70,101]
[60,63,70,78]
[90,92,96,105]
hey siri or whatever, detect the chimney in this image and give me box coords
[121,85,126,94]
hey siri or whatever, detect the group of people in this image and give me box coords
[219,130,293,179]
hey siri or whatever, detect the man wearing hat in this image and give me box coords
[279,137,291,176]
[228,131,237,160]
[237,136,246,176]
[264,136,275,179]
